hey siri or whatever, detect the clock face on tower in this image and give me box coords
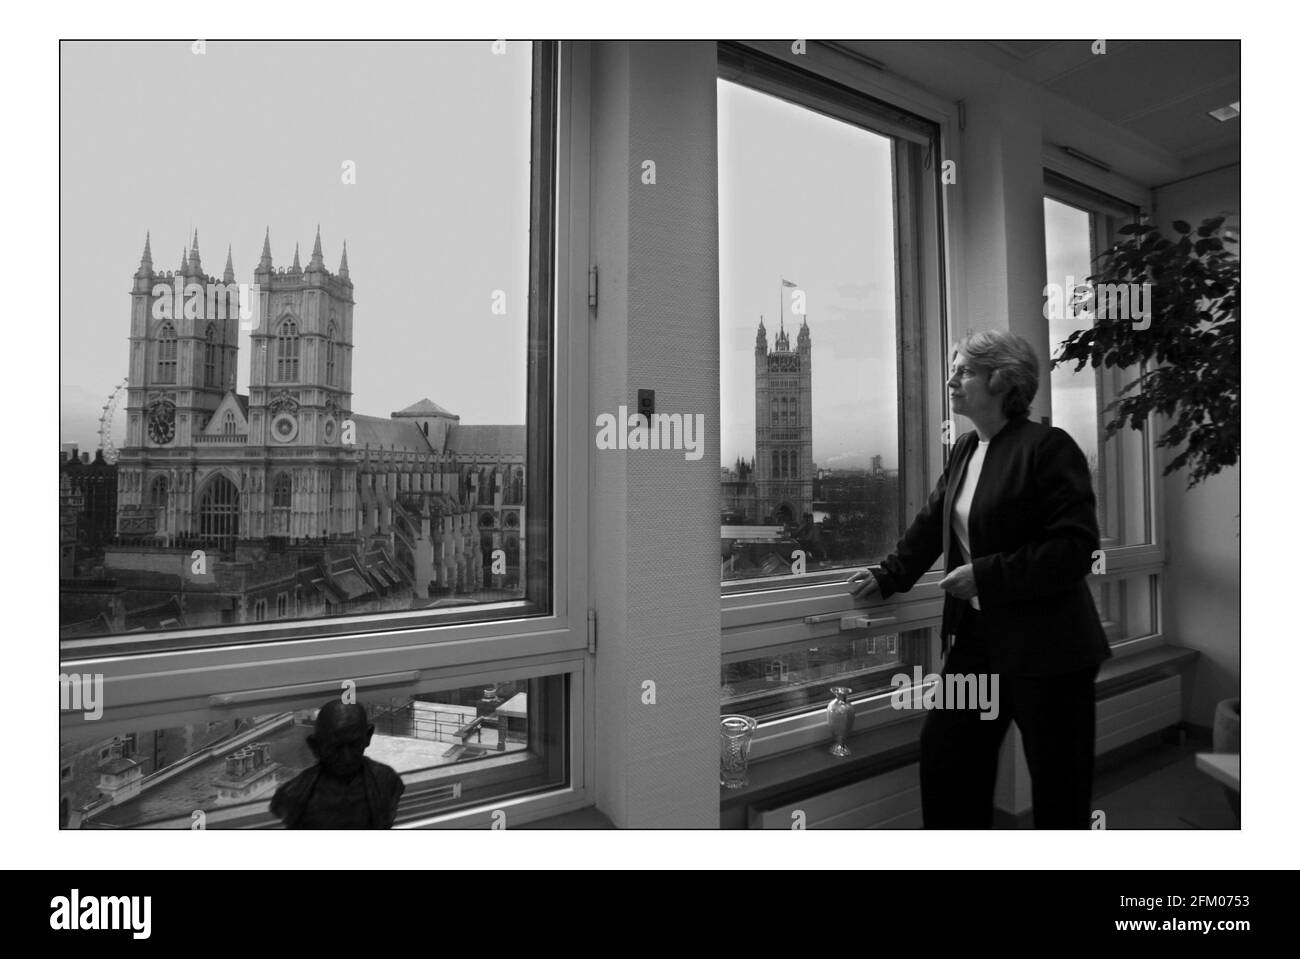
[271,412,299,443]
[147,400,175,445]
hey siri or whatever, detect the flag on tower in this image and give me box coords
[781,278,797,288]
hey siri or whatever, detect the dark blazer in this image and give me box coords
[869,414,1111,677]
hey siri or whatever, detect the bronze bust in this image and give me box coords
[271,700,404,829]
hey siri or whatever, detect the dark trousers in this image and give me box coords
[919,605,1100,828]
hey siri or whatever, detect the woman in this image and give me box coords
[846,330,1110,828]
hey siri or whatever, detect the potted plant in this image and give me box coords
[1053,215,1239,488]
[1053,214,1240,820]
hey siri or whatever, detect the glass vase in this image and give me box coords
[826,686,855,757]
[719,714,758,789]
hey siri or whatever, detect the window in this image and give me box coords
[149,475,168,509]
[60,40,557,645]
[155,321,177,383]
[270,472,292,538]
[717,42,950,742]
[1043,184,1152,548]
[325,323,337,386]
[719,55,913,586]
[1043,172,1163,651]
[204,323,219,387]
[274,319,300,382]
[722,41,946,722]
[57,672,567,829]
[199,474,240,542]
[60,40,579,829]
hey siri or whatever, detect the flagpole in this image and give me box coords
[779,278,784,331]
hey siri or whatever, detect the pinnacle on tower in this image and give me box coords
[179,246,190,277]
[189,229,203,275]
[258,227,273,271]
[338,240,350,279]
[136,231,153,276]
[291,243,302,273]
[223,245,235,283]
[307,224,325,271]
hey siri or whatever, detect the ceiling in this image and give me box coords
[967,40,1240,169]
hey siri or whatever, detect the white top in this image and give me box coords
[951,439,989,611]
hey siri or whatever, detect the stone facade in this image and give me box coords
[106,230,525,621]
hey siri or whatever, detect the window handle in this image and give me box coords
[802,611,897,630]
[839,614,896,631]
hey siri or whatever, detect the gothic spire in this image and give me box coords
[189,229,203,275]
[338,240,350,280]
[223,245,235,283]
[136,231,153,276]
[258,227,273,271]
[179,246,189,277]
[291,242,302,273]
[307,224,325,272]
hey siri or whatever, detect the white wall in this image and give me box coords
[1153,165,1242,727]
[589,42,722,827]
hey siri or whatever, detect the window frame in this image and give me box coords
[154,320,177,384]
[58,41,595,828]
[1042,168,1167,659]
[716,40,962,755]
[274,318,300,383]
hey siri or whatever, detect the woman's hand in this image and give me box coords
[846,569,880,600]
[938,563,978,601]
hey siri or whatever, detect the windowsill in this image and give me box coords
[721,642,1200,818]
[1096,643,1199,694]
[720,713,923,815]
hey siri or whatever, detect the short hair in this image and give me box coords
[954,330,1039,418]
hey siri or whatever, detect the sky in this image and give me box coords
[60,40,533,452]
[60,44,1079,472]
[718,79,899,472]
[1044,196,1101,468]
